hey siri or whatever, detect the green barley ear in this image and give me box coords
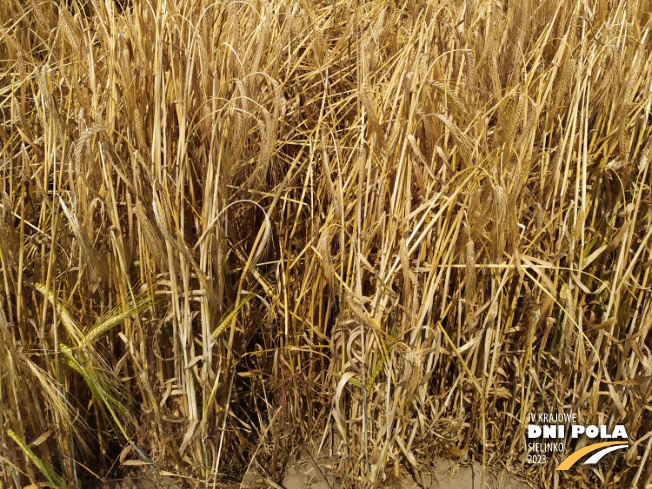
[82,294,155,346]
[210,292,254,342]
[8,430,71,489]
[34,283,83,346]
[59,344,134,439]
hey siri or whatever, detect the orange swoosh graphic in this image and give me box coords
[557,441,627,470]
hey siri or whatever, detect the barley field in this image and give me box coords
[1,0,652,487]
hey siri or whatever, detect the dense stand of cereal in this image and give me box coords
[1,1,652,487]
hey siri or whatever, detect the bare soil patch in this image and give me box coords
[239,458,534,489]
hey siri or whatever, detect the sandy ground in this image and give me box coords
[278,459,533,489]
[84,458,533,488]
[231,457,535,489]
